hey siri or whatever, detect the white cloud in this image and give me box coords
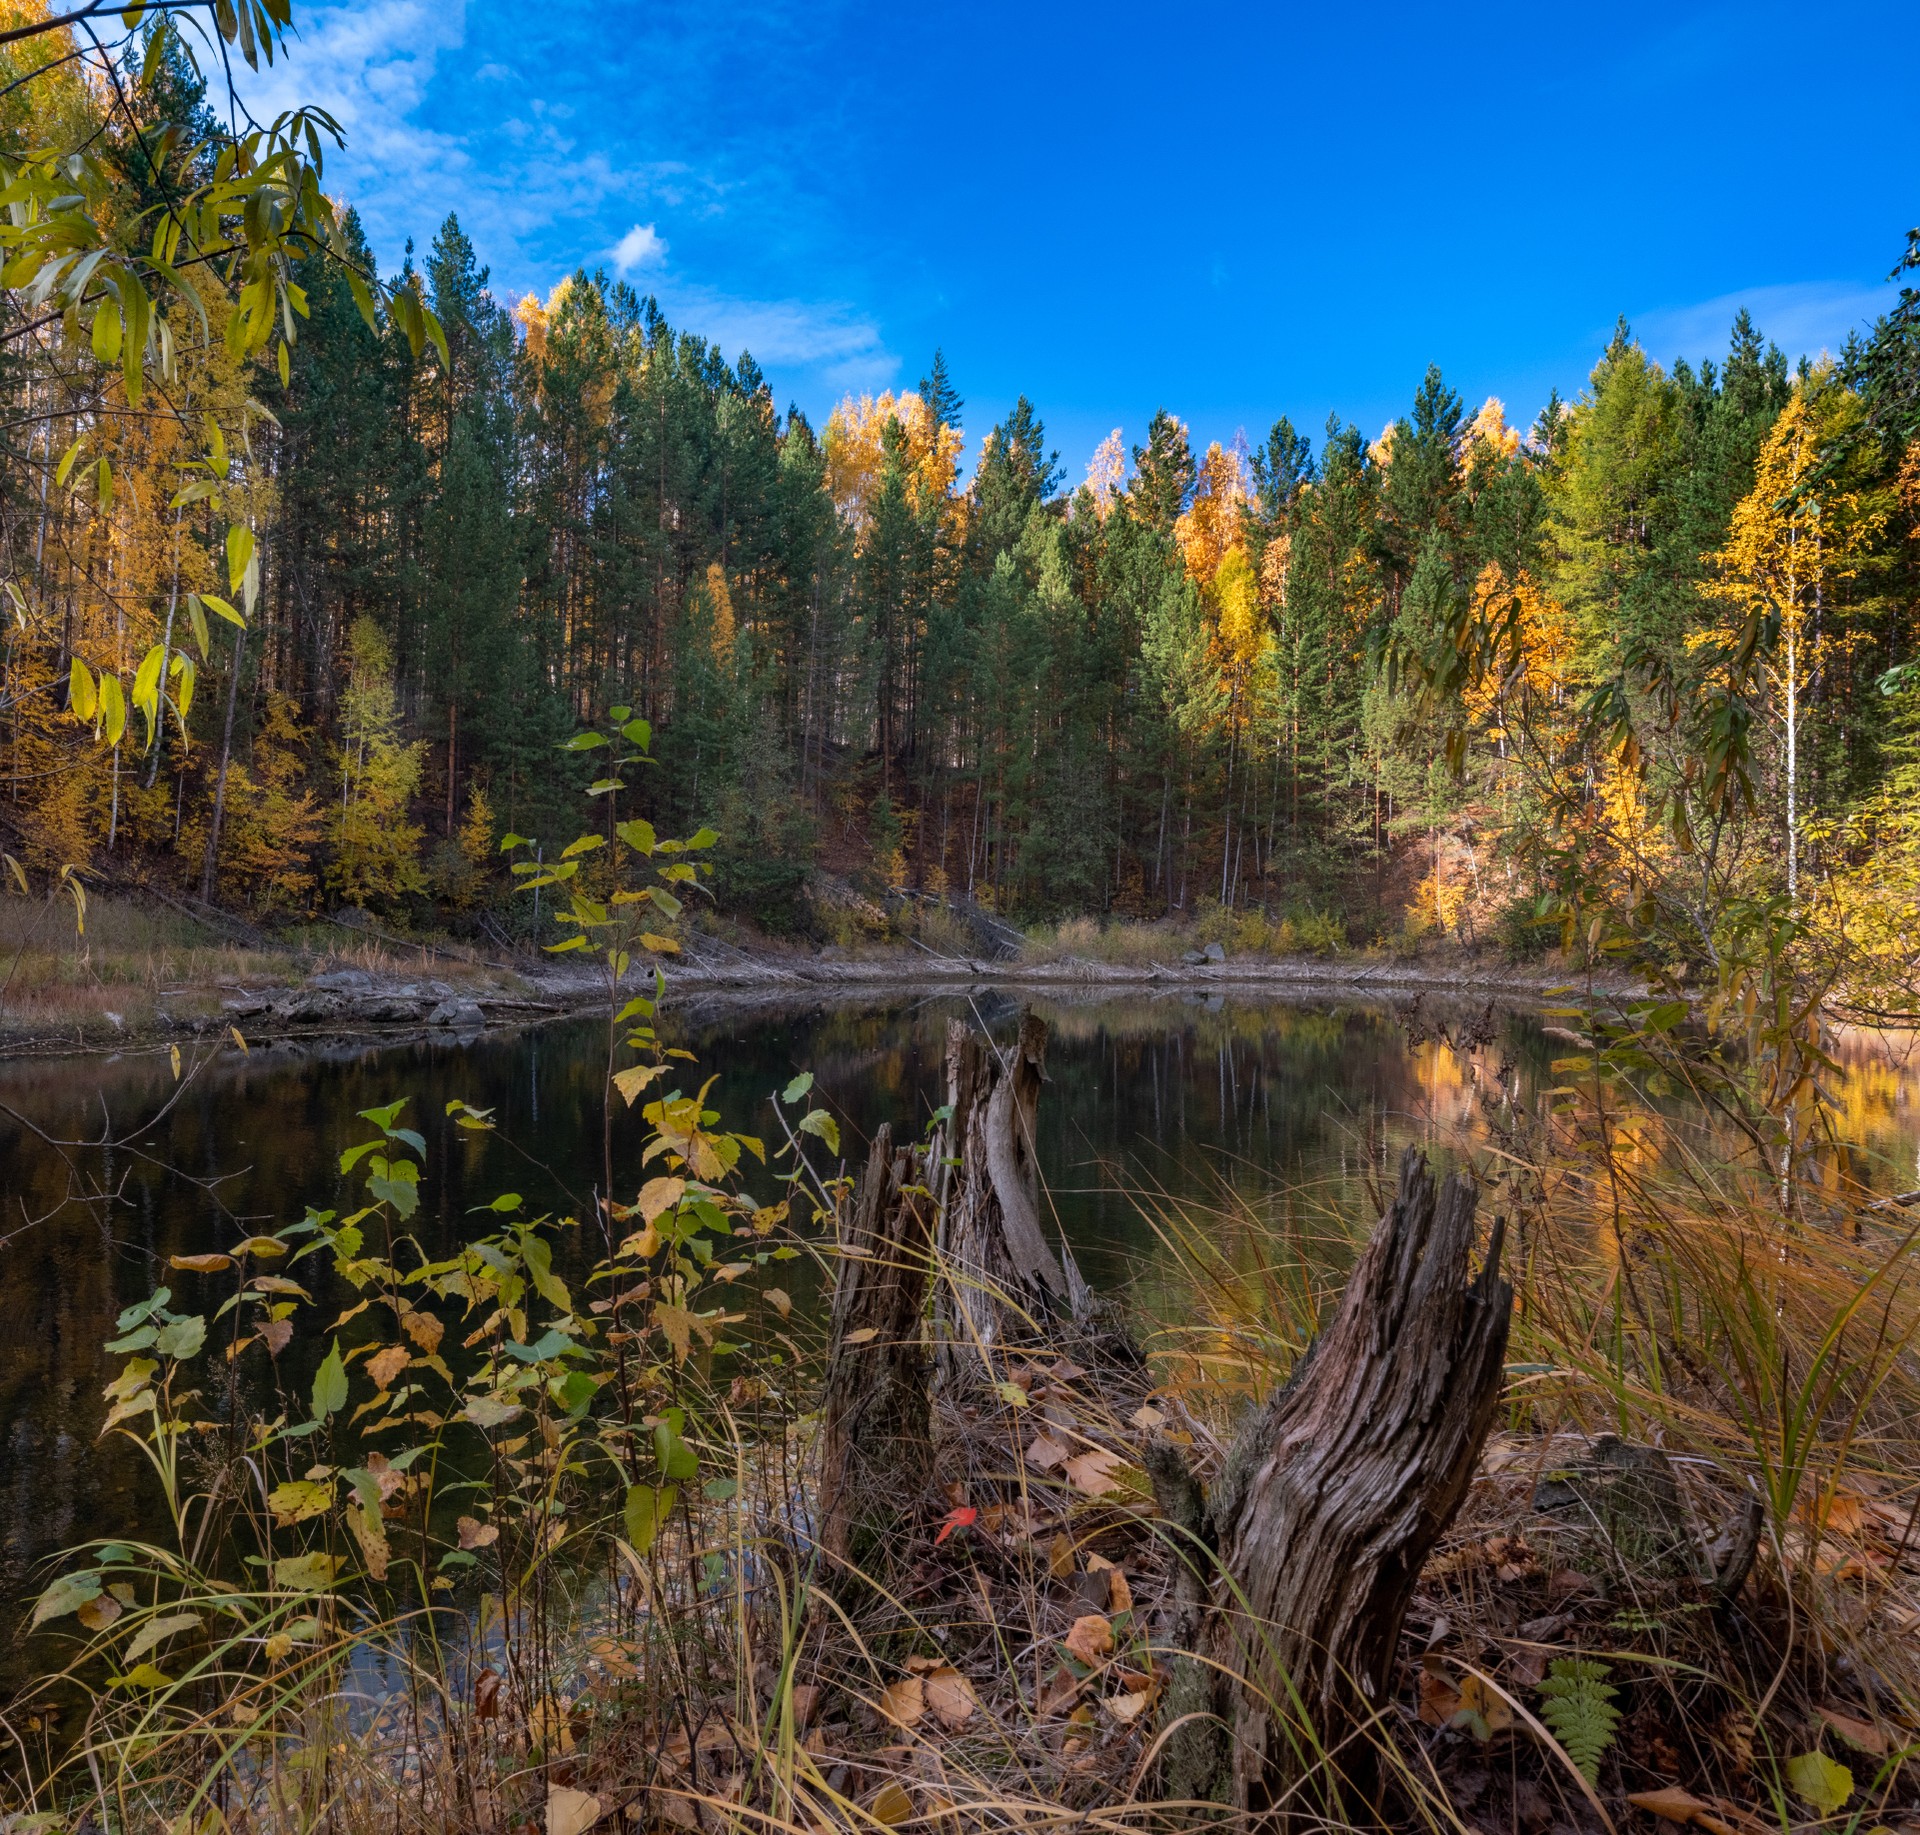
[656,284,891,390]
[1632,280,1900,368]
[612,222,668,272]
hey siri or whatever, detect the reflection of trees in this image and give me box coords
[5,994,1912,1682]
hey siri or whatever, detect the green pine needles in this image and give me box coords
[1538,1657,1620,1785]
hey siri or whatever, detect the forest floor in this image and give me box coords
[0,892,1637,1052]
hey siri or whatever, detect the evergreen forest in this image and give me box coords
[6,24,1919,1004]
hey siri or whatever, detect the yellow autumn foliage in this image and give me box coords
[823,390,961,534]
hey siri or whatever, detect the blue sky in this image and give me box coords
[246,0,1920,482]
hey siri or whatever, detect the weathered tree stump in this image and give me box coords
[817,1124,937,1571]
[934,1011,1092,1382]
[1153,1147,1512,1823]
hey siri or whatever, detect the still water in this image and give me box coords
[3,984,1915,1616]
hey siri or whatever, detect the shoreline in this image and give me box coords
[0,938,1636,1059]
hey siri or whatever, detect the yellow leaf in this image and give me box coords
[879,1677,924,1728]
[457,1515,500,1550]
[1786,1750,1852,1815]
[870,1781,913,1826]
[924,1665,976,1729]
[636,1175,685,1221]
[367,1344,409,1390]
[613,1063,666,1106]
[1048,1534,1076,1581]
[169,1253,232,1273]
[546,1786,601,1835]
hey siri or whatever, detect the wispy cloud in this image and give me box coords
[235,3,896,403]
[1632,280,1900,368]
[654,284,892,394]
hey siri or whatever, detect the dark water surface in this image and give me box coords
[4,984,1915,1624]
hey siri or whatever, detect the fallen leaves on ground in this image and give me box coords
[1064,1613,1114,1667]
[879,1676,925,1728]
[923,1666,977,1729]
[1063,1447,1126,1496]
[1817,1705,1888,1755]
[545,1786,600,1835]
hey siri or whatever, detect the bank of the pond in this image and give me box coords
[0,915,1637,1055]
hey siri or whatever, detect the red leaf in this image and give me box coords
[934,1506,978,1546]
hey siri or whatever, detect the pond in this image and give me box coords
[3,983,1916,1639]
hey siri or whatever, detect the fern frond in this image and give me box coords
[1537,1657,1620,1784]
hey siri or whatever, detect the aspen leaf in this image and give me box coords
[457,1515,500,1550]
[1107,1568,1133,1612]
[32,1571,101,1627]
[1064,1613,1113,1667]
[78,1592,123,1631]
[1063,1447,1126,1496]
[869,1782,912,1826]
[545,1785,601,1835]
[1026,1432,1069,1471]
[923,1665,976,1729]
[267,1480,334,1525]
[636,1176,685,1221]
[1106,1687,1153,1722]
[1047,1533,1076,1580]
[841,1326,878,1345]
[1448,1672,1513,1740]
[273,1553,341,1591]
[1785,1750,1852,1814]
[878,1676,924,1727]
[612,1063,666,1106]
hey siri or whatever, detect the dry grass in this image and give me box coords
[1020,906,1352,967]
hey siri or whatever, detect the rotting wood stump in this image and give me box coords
[934,1011,1094,1383]
[816,1124,937,1572]
[1152,1146,1512,1824]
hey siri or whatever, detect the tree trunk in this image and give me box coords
[934,1011,1090,1383]
[1154,1148,1511,1823]
[817,1124,937,1573]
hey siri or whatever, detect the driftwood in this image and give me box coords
[934,1012,1096,1381]
[816,1124,938,1571]
[1153,1147,1512,1821]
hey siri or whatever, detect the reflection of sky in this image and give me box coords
[233,1,1920,482]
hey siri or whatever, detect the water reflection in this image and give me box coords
[3,987,1914,1621]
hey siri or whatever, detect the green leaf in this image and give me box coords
[311,1339,348,1422]
[781,1071,813,1104]
[621,718,651,748]
[55,437,86,488]
[31,1569,102,1628]
[623,1483,676,1555]
[153,1315,205,1360]
[560,834,605,858]
[1536,1658,1619,1786]
[561,730,609,750]
[1786,1751,1853,1815]
[616,818,656,854]
[797,1108,840,1155]
[686,827,719,850]
[272,1553,341,1592]
[266,1479,334,1525]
